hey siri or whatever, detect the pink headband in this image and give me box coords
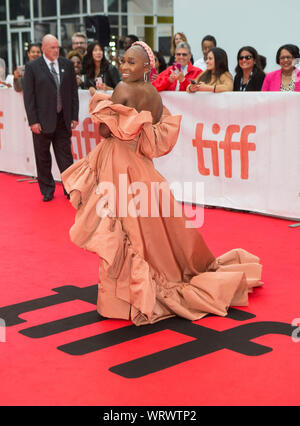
[132,41,156,69]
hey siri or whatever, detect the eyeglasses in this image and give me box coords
[239,55,253,60]
[175,53,188,57]
[279,56,293,61]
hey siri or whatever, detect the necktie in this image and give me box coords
[50,62,62,113]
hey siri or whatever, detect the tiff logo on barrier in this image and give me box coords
[71,118,102,160]
[0,284,298,377]
[193,123,256,179]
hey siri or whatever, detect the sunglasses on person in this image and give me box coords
[239,55,253,60]
[175,53,188,57]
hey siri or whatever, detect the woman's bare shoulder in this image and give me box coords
[111,81,132,105]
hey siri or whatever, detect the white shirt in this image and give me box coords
[194,57,207,71]
[43,54,60,83]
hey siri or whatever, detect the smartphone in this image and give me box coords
[95,76,103,89]
[172,63,182,75]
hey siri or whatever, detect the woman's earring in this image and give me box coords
[144,63,150,82]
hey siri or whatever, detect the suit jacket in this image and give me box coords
[152,62,202,92]
[23,56,79,133]
[261,68,300,91]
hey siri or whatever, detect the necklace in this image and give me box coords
[240,71,253,91]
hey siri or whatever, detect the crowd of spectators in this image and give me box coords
[1,29,300,95]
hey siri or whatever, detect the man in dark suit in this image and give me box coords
[23,34,79,201]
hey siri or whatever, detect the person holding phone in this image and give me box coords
[84,41,120,96]
[152,42,202,92]
[13,43,42,92]
[187,47,233,93]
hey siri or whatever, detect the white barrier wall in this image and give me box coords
[0,89,300,219]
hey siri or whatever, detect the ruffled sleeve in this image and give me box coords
[89,94,182,160]
[138,106,182,159]
[61,157,97,209]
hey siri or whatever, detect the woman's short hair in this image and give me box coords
[201,35,217,47]
[235,46,262,76]
[276,44,300,64]
[175,42,191,54]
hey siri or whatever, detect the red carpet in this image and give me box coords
[0,171,300,406]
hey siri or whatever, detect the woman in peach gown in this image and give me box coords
[62,42,263,326]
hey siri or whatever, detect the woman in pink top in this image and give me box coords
[261,44,300,91]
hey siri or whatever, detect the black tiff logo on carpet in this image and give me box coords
[0,284,298,378]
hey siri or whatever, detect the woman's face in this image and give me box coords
[120,47,147,82]
[239,50,255,72]
[92,45,103,63]
[206,51,215,71]
[175,48,191,68]
[70,55,82,75]
[174,33,184,45]
[279,48,295,73]
[27,46,41,61]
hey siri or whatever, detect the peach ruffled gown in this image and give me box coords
[62,92,263,326]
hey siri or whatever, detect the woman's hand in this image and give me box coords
[168,71,177,84]
[176,70,185,83]
[187,83,199,93]
[150,72,158,82]
[13,69,22,79]
[196,82,214,92]
[76,75,83,86]
[99,123,111,138]
[89,86,96,96]
[169,71,185,84]
[97,82,109,91]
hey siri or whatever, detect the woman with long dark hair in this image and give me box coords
[233,46,265,91]
[84,41,120,95]
[187,47,233,93]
